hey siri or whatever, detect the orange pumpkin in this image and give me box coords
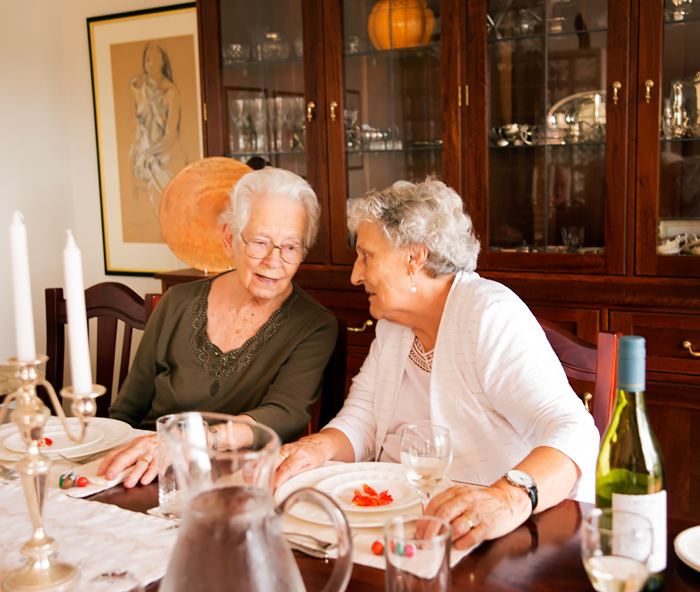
[367,0,435,51]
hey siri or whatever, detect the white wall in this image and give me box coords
[0,0,177,362]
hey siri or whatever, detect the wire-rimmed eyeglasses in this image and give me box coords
[240,234,306,264]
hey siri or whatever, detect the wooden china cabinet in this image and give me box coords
[157,0,700,519]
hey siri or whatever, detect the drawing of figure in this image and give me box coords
[130,43,188,221]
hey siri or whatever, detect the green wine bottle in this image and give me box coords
[596,335,666,591]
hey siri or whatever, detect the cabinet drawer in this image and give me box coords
[529,306,600,344]
[609,312,700,376]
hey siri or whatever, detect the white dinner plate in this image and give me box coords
[315,471,421,514]
[0,417,133,462]
[275,462,424,528]
[674,525,700,572]
[4,422,103,454]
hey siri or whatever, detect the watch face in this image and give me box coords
[508,470,535,488]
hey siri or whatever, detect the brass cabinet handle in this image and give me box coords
[582,392,593,412]
[683,340,700,357]
[347,319,374,333]
[612,81,621,105]
[306,101,316,122]
[330,101,338,121]
[645,79,654,103]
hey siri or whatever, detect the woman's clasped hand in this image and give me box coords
[98,434,158,487]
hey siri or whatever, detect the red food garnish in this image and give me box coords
[351,483,393,507]
[76,476,89,487]
[38,437,53,447]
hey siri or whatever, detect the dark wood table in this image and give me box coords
[90,484,700,591]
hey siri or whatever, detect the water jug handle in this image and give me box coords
[278,487,353,592]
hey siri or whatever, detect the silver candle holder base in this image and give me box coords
[0,355,105,592]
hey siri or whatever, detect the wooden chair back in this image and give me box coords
[44,283,162,417]
[537,318,621,434]
[308,318,348,435]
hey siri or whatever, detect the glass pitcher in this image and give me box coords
[159,412,352,592]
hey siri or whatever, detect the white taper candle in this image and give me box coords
[63,230,93,395]
[9,212,37,362]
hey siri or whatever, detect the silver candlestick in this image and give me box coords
[0,355,105,592]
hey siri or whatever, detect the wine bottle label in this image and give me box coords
[612,490,667,573]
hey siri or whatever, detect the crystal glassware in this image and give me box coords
[400,422,452,512]
[261,32,290,60]
[581,508,653,592]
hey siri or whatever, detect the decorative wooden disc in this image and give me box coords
[160,157,253,272]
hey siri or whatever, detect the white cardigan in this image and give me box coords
[325,271,599,502]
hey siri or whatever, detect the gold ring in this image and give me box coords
[463,514,474,529]
[138,457,152,464]
[279,451,289,461]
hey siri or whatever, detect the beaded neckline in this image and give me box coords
[188,279,290,378]
[408,336,434,373]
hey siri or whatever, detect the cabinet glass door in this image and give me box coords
[473,0,625,273]
[327,0,443,264]
[637,0,700,277]
[219,1,307,176]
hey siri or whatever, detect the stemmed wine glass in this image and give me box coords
[581,508,653,592]
[400,422,452,513]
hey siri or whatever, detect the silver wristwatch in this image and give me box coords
[503,470,538,514]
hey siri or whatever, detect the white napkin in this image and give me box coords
[282,511,476,570]
[0,429,152,497]
[0,481,178,592]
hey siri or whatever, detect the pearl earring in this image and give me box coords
[410,272,417,293]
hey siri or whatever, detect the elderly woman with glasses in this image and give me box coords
[99,167,337,486]
[275,178,599,549]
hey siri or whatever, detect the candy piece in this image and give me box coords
[59,471,75,489]
[371,540,384,555]
[394,542,405,556]
[404,544,415,558]
[76,476,89,487]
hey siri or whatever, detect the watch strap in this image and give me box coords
[504,471,538,514]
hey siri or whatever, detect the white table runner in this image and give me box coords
[0,481,177,591]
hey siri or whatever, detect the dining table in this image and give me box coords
[89,482,700,592]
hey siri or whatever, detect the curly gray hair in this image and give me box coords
[219,167,320,250]
[347,179,480,276]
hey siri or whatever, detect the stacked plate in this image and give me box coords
[675,525,700,572]
[275,462,423,528]
[0,417,133,462]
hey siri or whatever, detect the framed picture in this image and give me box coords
[88,3,203,275]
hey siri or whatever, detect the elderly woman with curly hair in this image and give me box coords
[275,178,599,549]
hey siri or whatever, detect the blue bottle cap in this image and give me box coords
[617,335,645,391]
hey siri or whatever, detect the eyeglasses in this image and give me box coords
[240,235,306,264]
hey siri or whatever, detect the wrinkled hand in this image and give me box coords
[273,436,327,490]
[97,434,159,488]
[420,484,529,550]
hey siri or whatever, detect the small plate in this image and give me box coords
[675,525,700,572]
[4,423,103,454]
[316,472,421,514]
[0,417,133,462]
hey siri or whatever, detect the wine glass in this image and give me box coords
[400,423,452,512]
[581,508,653,592]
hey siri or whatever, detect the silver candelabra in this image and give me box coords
[0,355,105,592]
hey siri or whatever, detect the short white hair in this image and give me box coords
[348,178,480,276]
[219,167,320,249]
